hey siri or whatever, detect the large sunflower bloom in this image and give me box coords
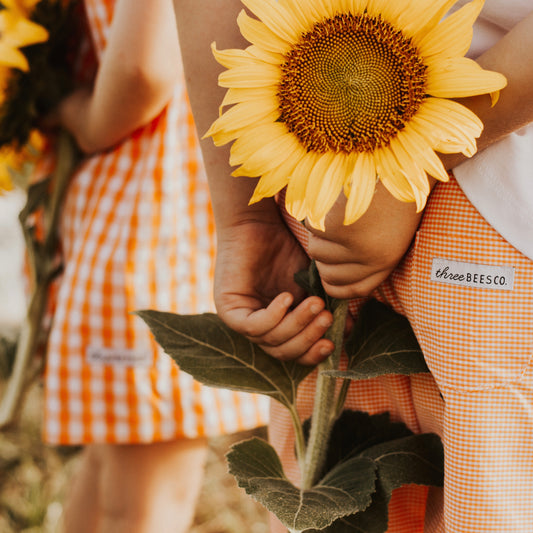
[0,0,49,72]
[206,0,507,229]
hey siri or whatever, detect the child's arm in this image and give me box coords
[57,0,180,154]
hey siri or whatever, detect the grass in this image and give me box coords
[0,382,270,533]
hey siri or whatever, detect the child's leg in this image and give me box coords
[62,438,208,533]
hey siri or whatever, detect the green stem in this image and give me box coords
[300,299,348,489]
[288,404,307,476]
[0,131,78,428]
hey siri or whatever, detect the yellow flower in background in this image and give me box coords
[0,0,49,71]
[206,0,507,229]
[0,129,45,192]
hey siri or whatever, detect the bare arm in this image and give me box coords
[58,0,180,154]
[173,0,334,365]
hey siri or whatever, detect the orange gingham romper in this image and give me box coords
[273,176,533,532]
[42,0,269,445]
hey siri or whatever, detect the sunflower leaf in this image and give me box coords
[324,299,429,380]
[305,413,444,533]
[227,437,377,532]
[135,310,315,409]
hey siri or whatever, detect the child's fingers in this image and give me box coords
[259,325,335,365]
[248,296,329,346]
[224,292,295,338]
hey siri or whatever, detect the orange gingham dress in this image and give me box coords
[272,176,533,532]
[42,0,269,445]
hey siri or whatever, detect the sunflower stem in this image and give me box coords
[0,131,78,428]
[300,299,348,490]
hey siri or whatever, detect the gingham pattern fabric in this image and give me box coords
[274,176,533,532]
[42,0,269,445]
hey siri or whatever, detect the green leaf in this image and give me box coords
[135,311,315,409]
[305,414,444,533]
[228,437,377,532]
[362,433,444,496]
[324,300,429,380]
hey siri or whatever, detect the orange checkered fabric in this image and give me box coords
[274,176,533,531]
[42,0,269,445]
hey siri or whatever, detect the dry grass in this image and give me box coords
[0,383,269,533]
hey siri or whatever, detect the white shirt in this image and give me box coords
[449,0,533,260]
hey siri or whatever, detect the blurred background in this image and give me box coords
[0,191,269,533]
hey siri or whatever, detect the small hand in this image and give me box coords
[214,216,335,365]
[306,182,425,300]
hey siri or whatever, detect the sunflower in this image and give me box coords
[206,0,507,229]
[0,0,49,72]
[0,128,45,192]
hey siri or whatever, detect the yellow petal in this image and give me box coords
[400,0,459,39]
[230,123,301,177]
[247,45,285,65]
[219,86,278,113]
[366,0,407,27]
[205,98,280,144]
[280,0,321,33]
[396,124,449,182]
[426,56,507,98]
[375,148,416,203]
[336,0,367,15]
[211,42,255,69]
[305,152,348,230]
[241,0,300,44]
[417,0,484,59]
[343,152,377,225]
[1,11,48,47]
[389,137,431,199]
[249,156,301,204]
[285,151,320,221]
[237,10,291,54]
[219,62,280,89]
[0,42,29,70]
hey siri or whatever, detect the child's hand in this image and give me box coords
[214,217,335,366]
[306,182,426,300]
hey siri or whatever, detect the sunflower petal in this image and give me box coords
[375,148,416,203]
[219,87,278,113]
[219,63,280,89]
[249,166,291,204]
[230,123,301,176]
[211,42,254,69]
[285,151,320,221]
[396,124,449,182]
[426,56,507,98]
[343,152,377,225]
[0,42,29,70]
[400,0,458,39]
[389,137,431,199]
[205,98,280,144]
[241,0,301,44]
[305,152,348,230]
[417,0,484,59]
[237,10,291,54]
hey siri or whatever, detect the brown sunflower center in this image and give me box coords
[278,13,427,154]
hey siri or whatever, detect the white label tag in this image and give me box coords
[87,346,152,367]
[431,258,515,290]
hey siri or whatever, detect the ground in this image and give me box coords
[0,382,269,533]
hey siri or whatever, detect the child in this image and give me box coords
[174,0,533,531]
[43,1,269,532]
